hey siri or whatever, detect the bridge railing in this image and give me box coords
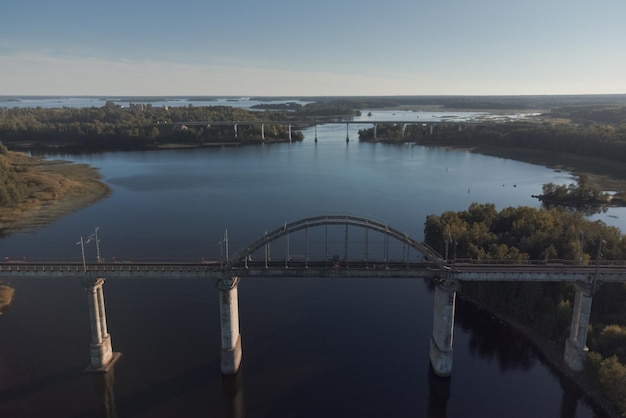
[0,262,223,273]
[450,258,626,266]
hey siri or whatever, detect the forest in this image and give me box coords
[0,100,362,151]
[424,203,626,415]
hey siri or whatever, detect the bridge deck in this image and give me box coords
[1,261,625,282]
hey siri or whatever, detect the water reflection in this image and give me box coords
[221,371,245,418]
[90,367,118,418]
[541,202,609,217]
[455,299,535,371]
[427,367,450,418]
[454,298,610,418]
[559,375,581,418]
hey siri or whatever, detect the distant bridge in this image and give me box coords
[1,214,621,377]
[169,119,503,141]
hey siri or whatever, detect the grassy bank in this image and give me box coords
[0,151,110,236]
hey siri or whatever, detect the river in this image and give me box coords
[0,111,617,417]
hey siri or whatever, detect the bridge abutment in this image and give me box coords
[430,277,456,377]
[217,276,242,375]
[564,280,594,372]
[85,278,120,372]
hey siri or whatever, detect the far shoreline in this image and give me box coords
[5,137,626,237]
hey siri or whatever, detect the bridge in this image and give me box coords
[2,215,624,377]
[170,119,489,142]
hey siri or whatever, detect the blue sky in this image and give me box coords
[1,0,625,96]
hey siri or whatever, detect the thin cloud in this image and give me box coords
[0,51,423,96]
[2,50,624,96]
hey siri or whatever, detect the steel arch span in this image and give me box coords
[229,215,445,267]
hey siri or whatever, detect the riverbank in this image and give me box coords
[462,296,619,417]
[0,151,110,236]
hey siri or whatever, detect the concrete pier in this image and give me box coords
[217,276,242,375]
[85,278,119,372]
[430,277,456,377]
[564,280,594,372]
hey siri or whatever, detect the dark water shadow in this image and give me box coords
[0,364,86,403]
[74,360,222,418]
[455,299,536,372]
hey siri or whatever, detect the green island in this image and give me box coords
[533,174,624,215]
[3,95,626,415]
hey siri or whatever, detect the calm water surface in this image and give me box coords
[0,121,615,417]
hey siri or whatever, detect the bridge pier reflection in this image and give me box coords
[217,276,242,375]
[91,362,119,418]
[222,371,245,418]
[85,277,121,372]
[427,366,451,417]
[429,276,456,377]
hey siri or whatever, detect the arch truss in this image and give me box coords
[229,215,444,269]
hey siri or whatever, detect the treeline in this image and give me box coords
[294,101,361,118]
[548,105,626,126]
[0,101,306,151]
[250,100,361,117]
[358,117,626,166]
[265,95,626,111]
[424,203,626,415]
